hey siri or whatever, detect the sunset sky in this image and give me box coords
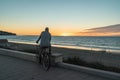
[0,0,120,36]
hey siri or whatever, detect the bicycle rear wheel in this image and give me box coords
[42,52,51,71]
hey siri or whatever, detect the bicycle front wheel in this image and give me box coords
[42,52,51,71]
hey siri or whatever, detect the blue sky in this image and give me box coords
[0,0,120,35]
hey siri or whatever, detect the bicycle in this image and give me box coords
[36,46,51,71]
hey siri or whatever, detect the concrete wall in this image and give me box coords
[5,41,120,68]
[0,48,36,62]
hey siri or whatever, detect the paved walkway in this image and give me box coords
[0,55,110,80]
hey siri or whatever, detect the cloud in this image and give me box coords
[77,24,120,36]
[86,24,120,33]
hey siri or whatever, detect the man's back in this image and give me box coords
[40,31,51,47]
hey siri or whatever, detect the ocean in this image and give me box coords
[0,35,120,52]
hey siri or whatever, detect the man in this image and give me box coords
[36,27,51,62]
[36,27,51,48]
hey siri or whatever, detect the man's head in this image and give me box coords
[45,27,49,31]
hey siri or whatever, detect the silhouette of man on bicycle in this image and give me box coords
[36,27,51,64]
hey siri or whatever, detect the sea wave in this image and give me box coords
[0,35,120,53]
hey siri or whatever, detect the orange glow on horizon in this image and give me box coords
[60,33,74,36]
[2,29,120,36]
[1,25,120,36]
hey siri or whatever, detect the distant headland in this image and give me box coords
[0,30,16,35]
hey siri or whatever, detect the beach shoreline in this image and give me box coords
[9,41,120,54]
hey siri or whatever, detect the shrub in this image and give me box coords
[63,57,120,73]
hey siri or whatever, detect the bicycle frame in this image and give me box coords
[36,46,51,71]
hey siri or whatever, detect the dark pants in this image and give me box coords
[39,46,51,54]
[37,46,51,63]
